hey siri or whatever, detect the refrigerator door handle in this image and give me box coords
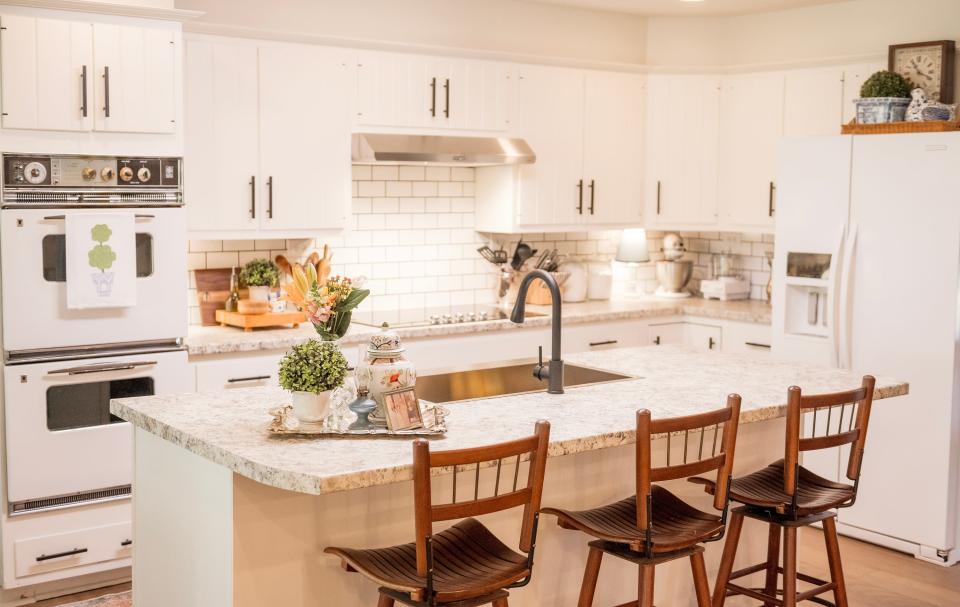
[828,226,846,368]
[836,224,858,370]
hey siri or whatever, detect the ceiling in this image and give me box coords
[526,0,852,16]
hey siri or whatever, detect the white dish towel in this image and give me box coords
[66,213,137,309]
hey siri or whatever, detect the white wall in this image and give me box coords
[175,0,648,65]
[647,0,960,69]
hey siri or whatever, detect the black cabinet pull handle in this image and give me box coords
[121,539,133,547]
[430,77,437,117]
[249,176,256,219]
[444,78,450,118]
[80,65,88,117]
[576,179,584,214]
[102,66,111,117]
[768,181,776,217]
[227,375,271,383]
[589,340,618,347]
[37,547,87,562]
[708,337,717,350]
[653,336,661,345]
[588,179,595,215]
[656,180,662,215]
[267,176,274,219]
[745,342,771,349]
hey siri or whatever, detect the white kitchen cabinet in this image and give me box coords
[356,51,510,132]
[783,67,844,137]
[718,72,784,231]
[185,36,351,237]
[648,320,722,351]
[582,70,645,225]
[645,74,720,228]
[475,66,644,232]
[185,38,259,232]
[258,45,351,233]
[720,321,772,355]
[92,23,175,134]
[194,352,283,392]
[0,15,93,132]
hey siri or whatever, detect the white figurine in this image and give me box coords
[906,88,957,122]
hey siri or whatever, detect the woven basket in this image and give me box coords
[841,120,960,135]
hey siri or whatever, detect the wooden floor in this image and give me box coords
[725,528,960,607]
[33,530,960,606]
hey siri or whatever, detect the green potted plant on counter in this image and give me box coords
[240,258,279,301]
[855,70,912,124]
[279,339,348,424]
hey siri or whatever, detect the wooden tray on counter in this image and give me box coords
[216,309,307,332]
[841,120,960,134]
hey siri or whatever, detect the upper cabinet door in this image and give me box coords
[184,39,259,233]
[356,51,511,132]
[719,72,784,230]
[783,67,844,136]
[515,65,585,227]
[582,71,644,225]
[258,45,351,232]
[93,23,175,134]
[645,74,720,227]
[0,15,93,132]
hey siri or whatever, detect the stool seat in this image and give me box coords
[694,458,855,516]
[325,518,530,604]
[541,485,724,553]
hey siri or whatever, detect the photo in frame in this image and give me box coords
[382,386,424,431]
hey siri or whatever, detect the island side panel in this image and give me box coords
[133,428,234,607]
[232,418,782,607]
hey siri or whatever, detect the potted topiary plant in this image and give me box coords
[855,70,912,124]
[279,339,348,423]
[239,258,279,301]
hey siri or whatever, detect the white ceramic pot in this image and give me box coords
[560,262,588,302]
[248,285,271,301]
[291,390,333,423]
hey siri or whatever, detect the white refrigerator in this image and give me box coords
[772,132,960,565]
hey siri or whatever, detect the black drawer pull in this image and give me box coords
[37,547,87,562]
[227,375,271,383]
[589,340,618,347]
[653,336,661,345]
[121,539,133,547]
[745,342,771,349]
[708,337,717,350]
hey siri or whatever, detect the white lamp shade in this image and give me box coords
[615,229,650,263]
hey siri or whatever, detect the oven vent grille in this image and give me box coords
[3,191,181,205]
[10,485,132,515]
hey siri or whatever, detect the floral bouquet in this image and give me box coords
[283,261,369,341]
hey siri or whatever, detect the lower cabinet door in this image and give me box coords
[648,322,685,346]
[14,521,131,578]
[194,353,283,392]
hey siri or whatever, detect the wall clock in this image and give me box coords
[889,40,956,103]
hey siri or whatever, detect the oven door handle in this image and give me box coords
[43,214,155,221]
[48,361,157,376]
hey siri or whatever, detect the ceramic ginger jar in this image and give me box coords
[355,323,416,424]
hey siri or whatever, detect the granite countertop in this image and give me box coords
[186,297,772,356]
[112,345,906,495]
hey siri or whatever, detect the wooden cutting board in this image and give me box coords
[215,310,307,332]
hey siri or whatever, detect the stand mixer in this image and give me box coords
[655,233,693,298]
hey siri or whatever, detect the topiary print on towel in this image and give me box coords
[88,223,118,296]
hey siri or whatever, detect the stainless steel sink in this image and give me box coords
[415,360,634,404]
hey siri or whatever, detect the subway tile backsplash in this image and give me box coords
[186,166,774,324]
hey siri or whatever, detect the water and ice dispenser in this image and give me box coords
[782,252,833,337]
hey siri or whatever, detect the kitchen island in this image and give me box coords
[112,346,906,607]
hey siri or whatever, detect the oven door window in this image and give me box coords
[46,377,155,431]
[42,234,154,282]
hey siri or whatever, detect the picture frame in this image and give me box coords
[382,386,424,431]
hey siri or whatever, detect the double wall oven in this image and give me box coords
[0,154,191,586]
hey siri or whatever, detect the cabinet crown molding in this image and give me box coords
[0,0,203,22]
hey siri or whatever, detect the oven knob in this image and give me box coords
[82,167,97,181]
[101,167,116,181]
[119,166,134,182]
[137,167,151,182]
[429,314,441,325]
[442,314,453,324]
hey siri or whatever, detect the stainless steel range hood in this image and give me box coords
[351,133,536,166]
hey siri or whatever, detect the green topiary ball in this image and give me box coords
[239,258,279,287]
[860,70,912,99]
[279,339,348,394]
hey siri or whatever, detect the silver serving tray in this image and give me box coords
[267,403,448,438]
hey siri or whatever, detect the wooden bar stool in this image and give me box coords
[325,420,550,607]
[705,376,876,607]
[541,396,742,607]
